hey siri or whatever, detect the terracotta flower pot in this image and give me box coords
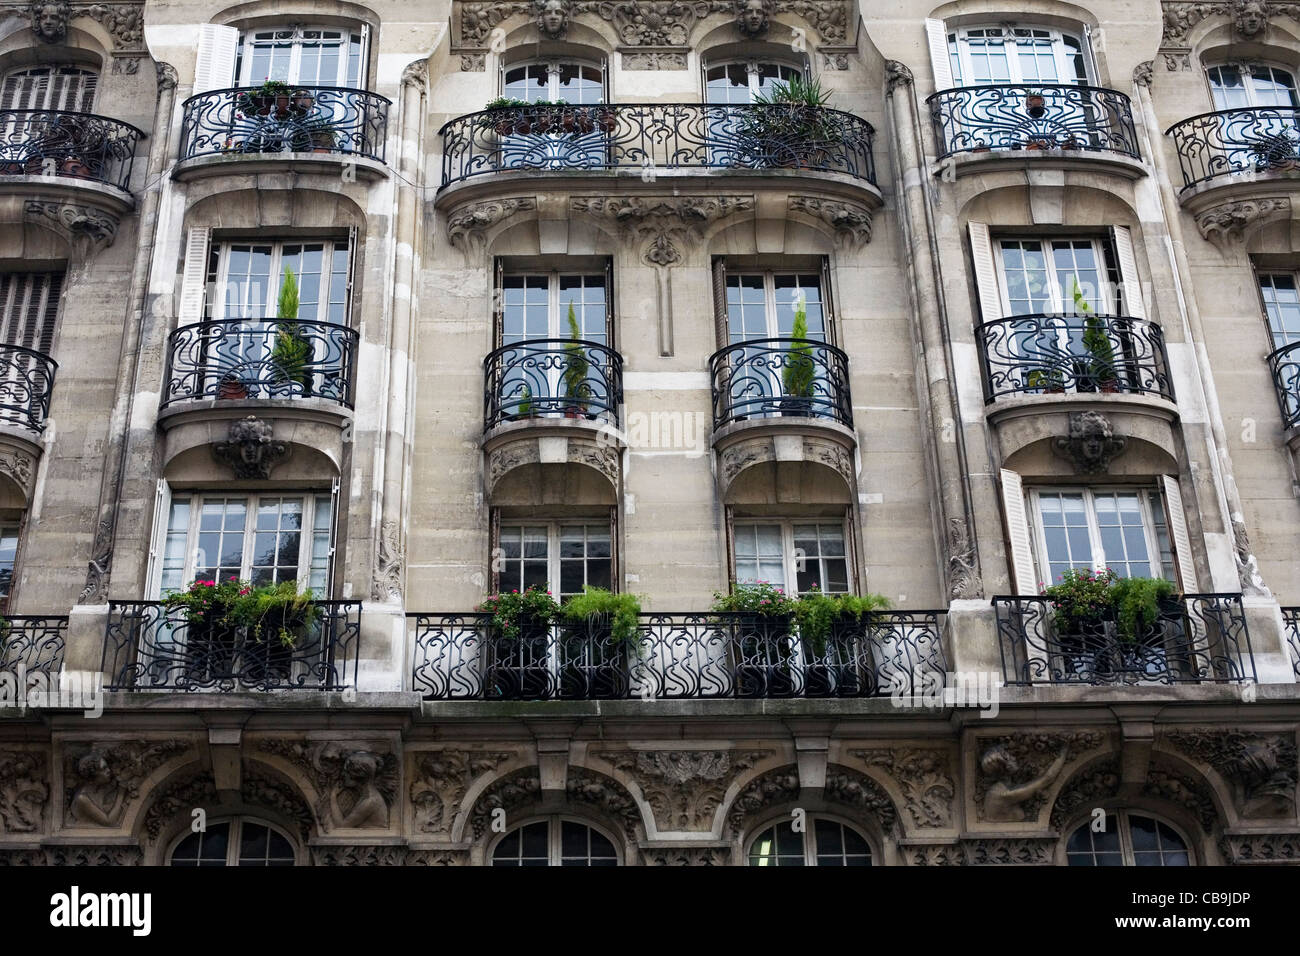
[1026,94,1046,118]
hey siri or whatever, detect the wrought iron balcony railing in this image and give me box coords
[0,109,143,190]
[927,84,1140,160]
[0,615,68,680]
[178,86,389,163]
[484,338,622,431]
[1284,606,1300,680]
[411,611,945,701]
[439,102,876,187]
[977,314,1174,403]
[1267,340,1300,430]
[994,593,1255,686]
[1167,107,1300,190]
[162,318,358,408]
[0,344,57,433]
[709,338,852,430]
[103,600,360,692]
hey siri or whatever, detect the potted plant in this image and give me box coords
[561,106,596,134]
[561,303,592,418]
[476,585,560,699]
[513,382,538,420]
[482,97,532,135]
[235,79,298,118]
[271,267,314,394]
[230,579,321,683]
[308,126,338,152]
[217,373,249,400]
[1025,91,1047,118]
[557,586,643,698]
[781,301,817,416]
[1042,569,1180,677]
[162,578,250,679]
[1251,131,1298,169]
[1026,366,1066,393]
[794,587,890,696]
[741,75,838,168]
[1074,279,1119,392]
[711,581,798,697]
[595,106,618,133]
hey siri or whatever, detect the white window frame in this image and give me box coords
[235,24,369,89]
[154,491,334,598]
[0,518,20,611]
[1206,61,1299,109]
[1257,270,1300,349]
[993,236,1117,316]
[498,270,609,344]
[724,270,829,343]
[746,814,874,866]
[946,25,1091,87]
[703,60,804,104]
[489,816,621,866]
[206,237,353,323]
[1064,810,1194,866]
[501,59,606,102]
[497,521,613,600]
[167,816,298,866]
[732,518,852,596]
[1027,486,1172,586]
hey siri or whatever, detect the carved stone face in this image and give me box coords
[739,0,768,36]
[539,0,567,37]
[77,753,110,784]
[980,745,1016,779]
[343,753,377,785]
[32,3,68,43]
[1234,0,1268,37]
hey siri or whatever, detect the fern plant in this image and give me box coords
[794,587,891,658]
[560,586,643,648]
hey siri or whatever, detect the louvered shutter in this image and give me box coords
[1160,475,1199,592]
[177,228,211,325]
[1111,225,1146,319]
[1000,469,1039,594]
[968,222,1003,322]
[145,479,173,597]
[926,19,954,90]
[194,24,240,93]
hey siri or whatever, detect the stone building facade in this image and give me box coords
[0,0,1297,865]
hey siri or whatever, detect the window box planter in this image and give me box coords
[483,619,552,699]
[731,614,798,698]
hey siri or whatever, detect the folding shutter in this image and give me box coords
[968,222,1003,322]
[711,258,728,348]
[145,479,173,597]
[1110,225,1146,319]
[344,224,358,326]
[492,257,505,347]
[925,19,954,90]
[326,477,341,597]
[1160,475,1199,592]
[353,24,371,88]
[819,255,836,343]
[489,507,502,595]
[177,228,211,326]
[604,258,615,347]
[193,24,240,94]
[999,469,1039,594]
[609,505,619,592]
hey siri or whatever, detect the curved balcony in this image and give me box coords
[484,338,622,432]
[1167,107,1300,192]
[161,318,358,409]
[977,314,1173,404]
[927,84,1140,168]
[708,338,852,432]
[0,109,142,191]
[1268,340,1300,430]
[0,344,57,435]
[439,102,876,189]
[177,86,389,178]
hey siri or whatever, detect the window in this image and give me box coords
[995,237,1119,316]
[497,523,612,599]
[0,65,96,111]
[704,61,802,104]
[1029,488,1172,587]
[0,520,18,612]
[205,239,351,324]
[499,271,609,345]
[947,26,1089,86]
[1066,811,1191,866]
[503,60,604,103]
[733,521,849,595]
[157,492,333,596]
[724,271,827,343]
[1257,272,1300,349]
[170,817,296,866]
[235,26,367,88]
[1207,63,1298,109]
[491,818,619,866]
[748,817,872,866]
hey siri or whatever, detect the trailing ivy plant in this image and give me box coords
[1042,568,1180,644]
[1110,575,1178,643]
[794,587,890,657]
[476,586,559,642]
[560,586,643,648]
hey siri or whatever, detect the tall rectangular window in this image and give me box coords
[235,26,367,88]
[1258,272,1300,349]
[1029,487,1172,587]
[497,522,612,600]
[725,272,827,343]
[205,239,350,324]
[733,520,850,595]
[0,271,62,354]
[995,237,1119,316]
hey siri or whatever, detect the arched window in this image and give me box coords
[490,817,619,866]
[503,59,605,103]
[235,25,367,88]
[1207,63,1298,109]
[1065,811,1192,866]
[704,60,802,104]
[946,25,1090,86]
[0,65,97,111]
[169,817,297,866]
[747,816,873,866]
